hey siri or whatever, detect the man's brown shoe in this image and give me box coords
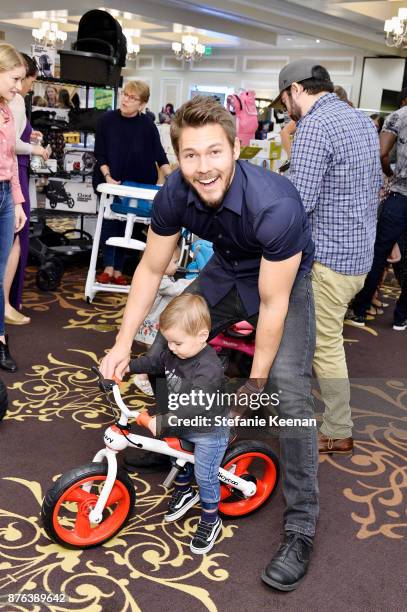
[318,433,353,455]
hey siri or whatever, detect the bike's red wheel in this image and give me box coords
[41,463,135,548]
[219,441,279,518]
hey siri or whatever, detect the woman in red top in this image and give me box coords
[0,43,27,372]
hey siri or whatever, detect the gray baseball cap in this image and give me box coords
[272,58,325,107]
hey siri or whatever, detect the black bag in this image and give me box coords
[68,108,106,132]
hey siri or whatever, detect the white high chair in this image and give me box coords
[84,183,159,302]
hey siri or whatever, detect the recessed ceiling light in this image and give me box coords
[286,37,292,41]
[315,39,320,43]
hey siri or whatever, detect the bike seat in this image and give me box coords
[179,439,195,453]
[226,325,256,340]
[164,437,195,454]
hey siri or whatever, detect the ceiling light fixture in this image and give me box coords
[123,28,141,60]
[32,21,67,47]
[172,35,206,62]
[384,8,407,47]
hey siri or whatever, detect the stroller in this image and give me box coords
[43,181,75,210]
[58,9,126,87]
[29,221,93,291]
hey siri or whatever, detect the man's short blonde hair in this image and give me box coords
[124,80,150,103]
[170,95,236,157]
[160,293,211,336]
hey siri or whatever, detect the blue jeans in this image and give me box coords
[353,191,407,324]
[149,273,319,536]
[0,183,15,336]
[178,429,230,505]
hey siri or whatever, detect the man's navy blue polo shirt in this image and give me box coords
[151,160,314,317]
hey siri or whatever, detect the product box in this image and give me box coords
[63,132,81,144]
[239,146,262,160]
[249,138,282,160]
[44,176,98,214]
[64,147,96,175]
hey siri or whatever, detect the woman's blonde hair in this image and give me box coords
[0,43,25,101]
[160,293,211,336]
[124,80,150,104]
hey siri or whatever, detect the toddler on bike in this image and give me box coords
[133,244,192,395]
[129,292,229,554]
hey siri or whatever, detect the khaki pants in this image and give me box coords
[311,261,366,439]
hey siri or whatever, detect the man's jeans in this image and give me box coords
[148,274,319,537]
[353,191,407,325]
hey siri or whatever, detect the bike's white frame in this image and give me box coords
[87,383,257,524]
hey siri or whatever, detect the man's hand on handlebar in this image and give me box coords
[100,343,131,380]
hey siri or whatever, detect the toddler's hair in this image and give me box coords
[159,293,211,335]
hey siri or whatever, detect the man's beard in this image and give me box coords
[289,99,302,122]
[181,165,235,209]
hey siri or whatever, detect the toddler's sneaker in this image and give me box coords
[393,319,407,331]
[190,517,223,554]
[165,487,199,522]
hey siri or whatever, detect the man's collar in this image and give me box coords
[186,161,244,215]
[298,92,335,126]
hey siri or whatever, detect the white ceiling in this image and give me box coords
[0,0,404,55]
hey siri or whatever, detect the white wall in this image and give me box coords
[122,47,366,115]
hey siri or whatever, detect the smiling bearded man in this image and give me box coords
[100,95,318,592]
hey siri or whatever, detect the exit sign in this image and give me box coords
[205,47,212,55]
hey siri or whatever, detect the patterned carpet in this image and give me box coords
[0,265,406,611]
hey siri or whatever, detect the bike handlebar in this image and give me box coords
[92,365,152,429]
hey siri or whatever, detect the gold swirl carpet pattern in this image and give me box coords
[0,265,406,611]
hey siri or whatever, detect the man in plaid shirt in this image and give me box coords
[274,59,382,456]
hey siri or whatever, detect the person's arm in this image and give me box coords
[250,254,301,380]
[9,95,33,155]
[160,163,171,178]
[288,120,333,214]
[380,131,396,177]
[159,277,192,297]
[129,350,166,375]
[151,122,170,177]
[100,228,180,379]
[11,151,26,232]
[94,115,121,184]
[280,119,296,158]
[100,163,121,185]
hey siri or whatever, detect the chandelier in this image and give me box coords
[172,35,205,62]
[384,8,407,47]
[32,21,67,47]
[123,28,141,61]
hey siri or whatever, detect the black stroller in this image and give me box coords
[58,9,126,87]
[29,221,93,292]
[43,181,75,210]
